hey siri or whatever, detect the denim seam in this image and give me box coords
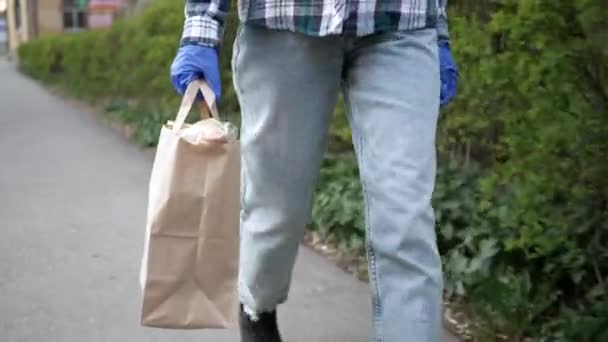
[231,26,250,310]
[362,135,383,342]
[232,26,248,223]
[344,84,383,342]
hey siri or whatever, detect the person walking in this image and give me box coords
[170,0,459,341]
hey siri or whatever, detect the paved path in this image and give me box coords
[0,60,459,342]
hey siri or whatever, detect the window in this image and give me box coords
[63,0,88,32]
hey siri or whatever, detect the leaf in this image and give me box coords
[585,282,606,300]
[467,257,483,274]
[456,281,466,296]
[451,251,469,274]
[441,222,455,241]
[478,238,499,261]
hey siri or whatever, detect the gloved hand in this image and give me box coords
[439,41,458,107]
[170,45,222,102]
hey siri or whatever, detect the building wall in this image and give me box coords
[37,0,62,35]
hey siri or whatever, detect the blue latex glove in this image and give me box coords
[439,41,458,107]
[170,45,222,102]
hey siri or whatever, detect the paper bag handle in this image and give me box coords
[172,80,220,133]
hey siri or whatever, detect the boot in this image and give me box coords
[239,305,283,342]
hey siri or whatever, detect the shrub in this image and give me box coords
[312,153,365,251]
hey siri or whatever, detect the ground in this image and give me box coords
[0,59,460,342]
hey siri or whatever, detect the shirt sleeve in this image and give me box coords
[436,0,450,43]
[181,0,230,48]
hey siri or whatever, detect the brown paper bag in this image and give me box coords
[140,80,240,329]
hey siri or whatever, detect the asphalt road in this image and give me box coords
[0,59,460,342]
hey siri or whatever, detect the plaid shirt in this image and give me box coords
[182,0,449,48]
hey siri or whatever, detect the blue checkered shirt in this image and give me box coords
[182,0,449,48]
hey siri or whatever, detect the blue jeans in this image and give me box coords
[233,25,443,342]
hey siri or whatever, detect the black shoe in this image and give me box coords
[239,305,283,342]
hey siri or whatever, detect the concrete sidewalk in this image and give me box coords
[0,60,459,342]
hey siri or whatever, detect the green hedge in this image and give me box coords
[18,0,608,339]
